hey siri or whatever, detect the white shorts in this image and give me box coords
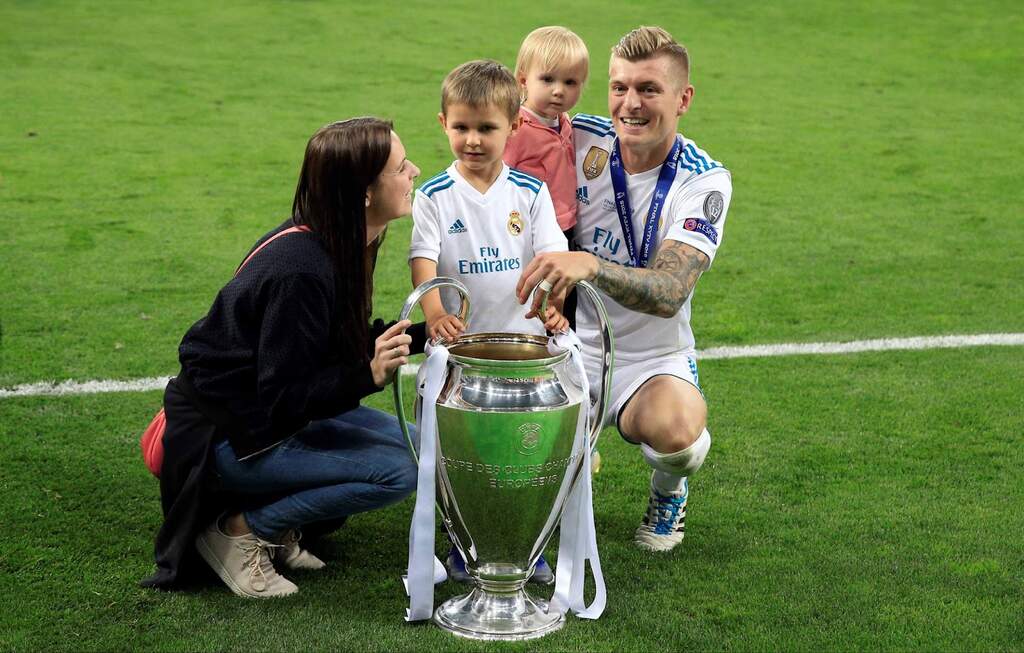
[582,349,701,434]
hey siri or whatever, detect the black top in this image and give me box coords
[142,219,425,589]
[178,218,425,458]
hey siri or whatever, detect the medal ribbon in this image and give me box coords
[609,136,682,268]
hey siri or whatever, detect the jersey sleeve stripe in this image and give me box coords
[572,114,612,129]
[508,169,542,192]
[684,143,722,172]
[419,174,448,192]
[508,178,541,193]
[680,147,706,173]
[419,173,452,195]
[574,123,612,138]
[420,178,454,198]
[418,171,449,191]
[685,143,710,172]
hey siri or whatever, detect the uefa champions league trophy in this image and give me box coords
[394,277,613,641]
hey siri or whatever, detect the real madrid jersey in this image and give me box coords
[571,114,733,361]
[410,162,567,335]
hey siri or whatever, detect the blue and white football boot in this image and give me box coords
[634,473,688,552]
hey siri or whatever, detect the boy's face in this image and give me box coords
[438,102,519,179]
[519,61,587,120]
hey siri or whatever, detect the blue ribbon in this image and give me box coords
[608,137,682,268]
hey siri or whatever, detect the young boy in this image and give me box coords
[410,59,568,341]
[409,59,566,584]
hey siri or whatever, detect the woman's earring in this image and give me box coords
[365,196,371,208]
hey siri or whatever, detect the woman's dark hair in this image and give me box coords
[291,117,393,362]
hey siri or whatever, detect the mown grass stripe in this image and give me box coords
[3,333,1021,399]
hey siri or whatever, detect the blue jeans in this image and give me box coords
[213,406,418,541]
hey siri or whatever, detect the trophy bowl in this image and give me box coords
[395,278,613,641]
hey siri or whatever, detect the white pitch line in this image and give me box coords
[698,332,1024,360]
[0,376,174,399]
[2,333,1022,399]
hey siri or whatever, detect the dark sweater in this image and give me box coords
[178,218,424,458]
[142,219,425,589]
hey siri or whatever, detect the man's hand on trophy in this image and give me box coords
[371,319,413,387]
[517,251,599,318]
[428,313,465,343]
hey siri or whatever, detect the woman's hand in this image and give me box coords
[428,313,465,342]
[370,319,413,387]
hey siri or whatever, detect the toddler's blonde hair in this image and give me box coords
[514,26,589,84]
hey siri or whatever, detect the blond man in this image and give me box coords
[518,26,733,552]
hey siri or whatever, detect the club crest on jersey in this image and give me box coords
[703,191,725,224]
[507,211,524,236]
[683,217,719,244]
[583,146,609,180]
[448,219,467,234]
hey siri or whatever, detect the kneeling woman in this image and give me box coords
[143,118,424,597]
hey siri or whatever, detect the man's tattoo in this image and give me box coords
[594,241,710,317]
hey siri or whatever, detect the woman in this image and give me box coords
[142,118,424,598]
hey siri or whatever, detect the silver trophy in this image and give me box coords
[395,277,613,641]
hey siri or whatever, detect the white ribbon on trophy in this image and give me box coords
[403,342,449,622]
[546,330,606,619]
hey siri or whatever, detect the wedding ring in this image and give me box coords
[538,279,553,293]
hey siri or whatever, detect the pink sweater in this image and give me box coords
[503,107,577,231]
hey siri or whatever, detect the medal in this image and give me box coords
[608,136,682,268]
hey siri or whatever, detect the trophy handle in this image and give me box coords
[574,280,614,449]
[393,277,471,462]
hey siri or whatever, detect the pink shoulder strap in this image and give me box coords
[234,225,312,276]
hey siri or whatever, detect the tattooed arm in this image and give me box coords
[594,240,709,318]
[515,241,709,319]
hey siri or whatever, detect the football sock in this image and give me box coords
[641,428,711,479]
[652,470,686,494]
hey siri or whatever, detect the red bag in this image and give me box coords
[140,408,166,476]
[140,225,311,478]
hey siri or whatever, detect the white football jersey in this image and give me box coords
[410,162,567,335]
[571,114,733,361]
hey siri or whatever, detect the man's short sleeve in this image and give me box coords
[530,183,568,254]
[664,170,733,267]
[409,190,441,262]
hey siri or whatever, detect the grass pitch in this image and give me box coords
[1,0,1022,650]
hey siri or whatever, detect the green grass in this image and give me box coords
[1,0,1022,650]
[2,348,1021,650]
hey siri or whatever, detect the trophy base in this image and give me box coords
[433,586,564,641]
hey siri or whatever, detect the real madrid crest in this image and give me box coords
[507,211,524,236]
[583,146,609,180]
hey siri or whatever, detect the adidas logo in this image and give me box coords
[448,219,467,234]
[576,186,590,205]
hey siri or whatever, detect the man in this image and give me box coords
[518,26,732,552]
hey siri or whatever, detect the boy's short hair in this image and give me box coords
[514,26,590,84]
[612,26,690,87]
[441,60,520,121]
